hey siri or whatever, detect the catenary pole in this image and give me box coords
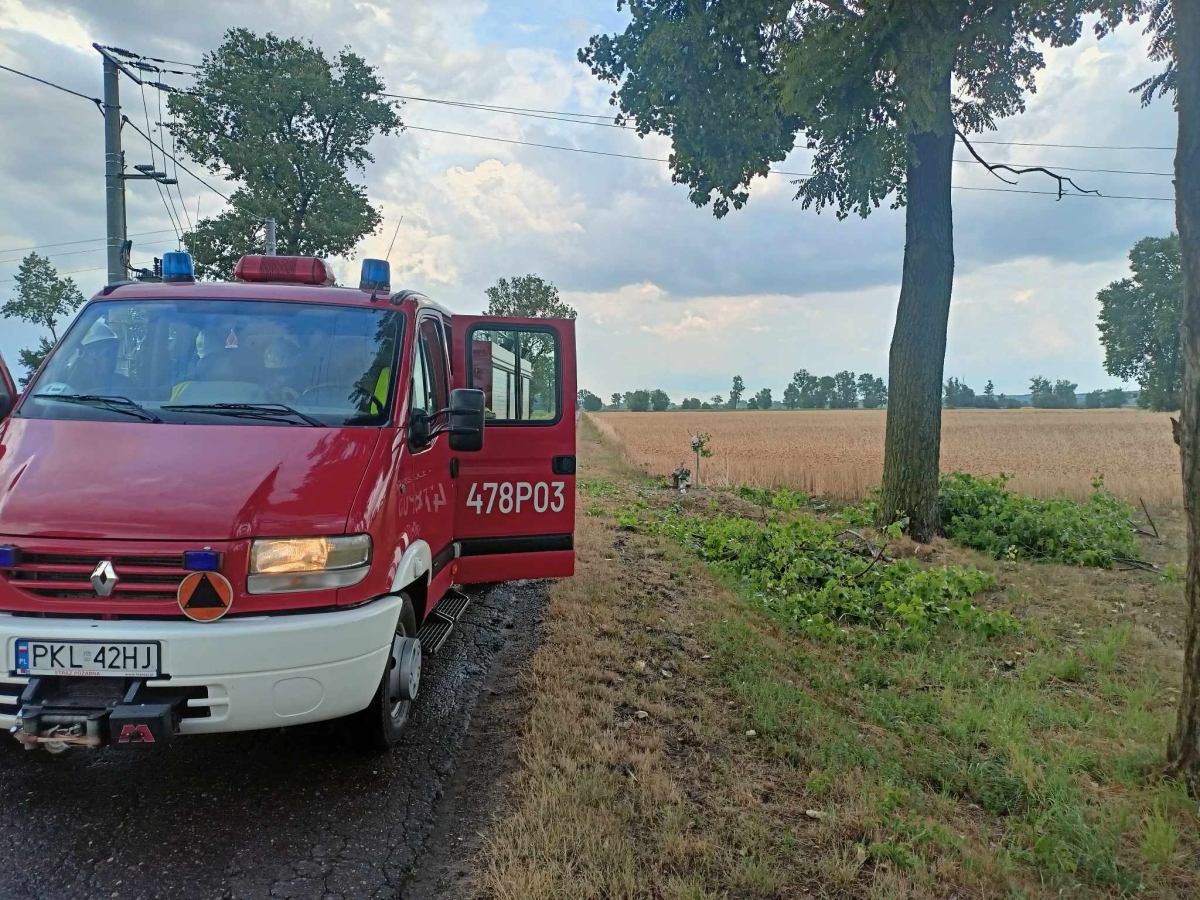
[264,217,276,255]
[101,51,127,283]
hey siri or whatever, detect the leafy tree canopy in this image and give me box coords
[753,387,773,410]
[624,389,651,412]
[581,1,1141,220]
[1,252,85,383]
[1097,233,1183,411]
[649,388,671,411]
[728,375,745,409]
[485,274,578,319]
[169,28,401,279]
[578,389,604,412]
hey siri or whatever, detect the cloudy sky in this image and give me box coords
[0,0,1178,401]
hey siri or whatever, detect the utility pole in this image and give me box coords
[101,50,126,284]
[264,217,277,255]
[95,44,182,283]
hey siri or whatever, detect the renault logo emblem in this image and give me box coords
[91,560,118,597]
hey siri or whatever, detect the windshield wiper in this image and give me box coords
[161,402,323,427]
[33,393,163,423]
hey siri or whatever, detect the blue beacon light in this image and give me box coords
[182,549,221,572]
[360,258,390,294]
[162,251,196,283]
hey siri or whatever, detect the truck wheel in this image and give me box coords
[352,595,419,751]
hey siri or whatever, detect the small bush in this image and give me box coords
[652,509,1014,640]
[578,478,619,497]
[938,473,1140,567]
[736,484,810,512]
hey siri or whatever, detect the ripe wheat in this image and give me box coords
[590,408,1182,506]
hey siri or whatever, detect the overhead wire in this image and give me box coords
[391,93,1177,152]
[121,118,236,205]
[98,46,199,70]
[0,237,181,266]
[0,229,179,257]
[134,76,183,244]
[0,62,102,112]
[158,83,194,231]
[403,125,1176,202]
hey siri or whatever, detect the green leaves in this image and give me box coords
[1097,233,1183,412]
[2,252,84,336]
[653,503,1012,640]
[485,275,577,319]
[584,2,1136,220]
[1,252,85,383]
[938,472,1142,567]
[168,29,401,279]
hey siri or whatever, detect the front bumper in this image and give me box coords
[0,596,402,737]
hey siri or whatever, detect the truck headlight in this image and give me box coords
[247,535,372,594]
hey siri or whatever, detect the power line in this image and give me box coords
[0,229,178,257]
[98,46,200,70]
[121,117,235,205]
[0,63,102,111]
[162,88,194,231]
[394,92,1176,152]
[135,78,183,242]
[952,185,1174,202]
[0,237,181,266]
[398,97,1172,175]
[968,138,1172,152]
[404,125,1175,201]
[387,93,624,127]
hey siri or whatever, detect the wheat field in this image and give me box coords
[589,408,1182,506]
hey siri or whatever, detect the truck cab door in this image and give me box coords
[0,353,15,420]
[449,316,576,583]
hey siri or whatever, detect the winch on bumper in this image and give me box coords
[13,677,183,751]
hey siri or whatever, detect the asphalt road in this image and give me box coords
[0,581,545,900]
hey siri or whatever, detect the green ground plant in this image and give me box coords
[652,508,1015,641]
[939,473,1142,566]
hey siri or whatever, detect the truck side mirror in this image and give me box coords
[447,388,485,453]
[408,409,432,449]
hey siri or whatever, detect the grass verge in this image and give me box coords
[477,416,1197,899]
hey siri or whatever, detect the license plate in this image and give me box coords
[15,639,160,678]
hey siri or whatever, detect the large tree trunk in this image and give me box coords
[1168,0,1200,796]
[878,77,955,542]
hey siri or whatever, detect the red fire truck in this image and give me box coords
[0,252,576,752]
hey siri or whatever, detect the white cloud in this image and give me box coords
[441,158,583,239]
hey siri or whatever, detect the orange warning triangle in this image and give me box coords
[178,571,233,622]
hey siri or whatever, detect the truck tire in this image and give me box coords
[351,595,419,751]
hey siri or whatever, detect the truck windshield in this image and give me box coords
[20,299,405,427]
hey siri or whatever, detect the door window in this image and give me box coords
[419,317,449,412]
[410,332,433,414]
[468,326,560,423]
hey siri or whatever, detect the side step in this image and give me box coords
[416,589,472,655]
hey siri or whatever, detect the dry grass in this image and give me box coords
[591,408,1182,506]
[476,417,1197,899]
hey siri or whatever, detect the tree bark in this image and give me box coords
[1168,0,1200,796]
[878,77,955,542]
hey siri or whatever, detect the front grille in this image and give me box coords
[2,552,188,601]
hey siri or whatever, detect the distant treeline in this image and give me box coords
[579,374,1133,412]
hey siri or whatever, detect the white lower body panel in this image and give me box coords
[0,597,402,735]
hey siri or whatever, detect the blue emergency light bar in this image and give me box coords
[0,545,19,568]
[162,251,196,283]
[360,258,390,293]
[182,549,221,572]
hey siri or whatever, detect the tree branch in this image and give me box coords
[954,128,1100,200]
